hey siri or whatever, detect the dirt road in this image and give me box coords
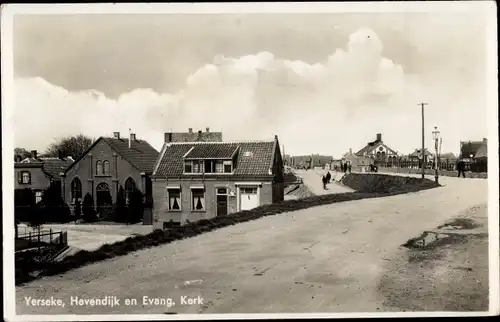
[294,169,353,195]
[16,175,488,314]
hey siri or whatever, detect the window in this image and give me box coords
[191,189,205,211]
[35,191,43,204]
[184,162,192,173]
[192,160,203,173]
[103,161,110,176]
[96,161,103,176]
[204,160,213,173]
[241,187,257,194]
[167,189,181,211]
[71,178,82,203]
[18,171,31,184]
[215,161,224,173]
[125,177,136,204]
[223,161,232,173]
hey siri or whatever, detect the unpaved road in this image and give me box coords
[294,169,353,195]
[16,176,488,314]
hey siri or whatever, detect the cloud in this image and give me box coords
[13,27,486,157]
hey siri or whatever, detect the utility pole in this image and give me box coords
[418,103,428,180]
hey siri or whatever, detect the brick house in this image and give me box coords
[15,150,74,203]
[354,133,398,163]
[164,127,222,143]
[61,132,159,220]
[151,135,285,229]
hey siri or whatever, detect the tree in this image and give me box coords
[44,134,94,159]
[82,193,98,222]
[14,147,32,161]
[40,182,71,223]
[127,188,144,224]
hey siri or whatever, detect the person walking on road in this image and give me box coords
[322,175,327,190]
[457,159,466,178]
[348,163,352,173]
[326,171,332,182]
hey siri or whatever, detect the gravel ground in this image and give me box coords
[15,175,488,314]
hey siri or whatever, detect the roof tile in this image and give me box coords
[103,137,159,173]
[154,141,276,178]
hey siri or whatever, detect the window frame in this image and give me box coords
[190,188,206,212]
[20,171,31,184]
[103,160,110,176]
[96,160,103,176]
[70,177,83,204]
[167,188,182,211]
[35,190,43,204]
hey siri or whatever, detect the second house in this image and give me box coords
[151,135,285,229]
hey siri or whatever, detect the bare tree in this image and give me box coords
[44,134,94,159]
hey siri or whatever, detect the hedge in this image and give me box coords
[15,173,439,286]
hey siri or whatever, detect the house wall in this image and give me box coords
[14,167,51,191]
[63,139,144,207]
[152,178,274,229]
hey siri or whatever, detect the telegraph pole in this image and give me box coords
[418,103,428,180]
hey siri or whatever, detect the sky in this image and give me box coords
[10,10,492,157]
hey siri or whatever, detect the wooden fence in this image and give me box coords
[16,229,67,250]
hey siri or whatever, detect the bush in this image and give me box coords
[111,186,127,222]
[15,188,35,222]
[127,188,144,224]
[82,193,98,222]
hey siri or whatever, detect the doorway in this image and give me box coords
[96,182,112,218]
[216,188,228,217]
[240,187,259,211]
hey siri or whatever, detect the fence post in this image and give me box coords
[38,230,41,244]
[29,231,31,246]
[50,229,52,244]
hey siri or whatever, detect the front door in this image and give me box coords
[216,188,228,217]
[240,187,259,211]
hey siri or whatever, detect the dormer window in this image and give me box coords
[183,159,233,174]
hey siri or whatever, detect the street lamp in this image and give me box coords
[432,126,440,184]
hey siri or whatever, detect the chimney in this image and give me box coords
[206,127,210,132]
[164,132,173,143]
[129,133,136,148]
[58,150,63,159]
[188,128,193,133]
[483,138,487,143]
[349,148,352,155]
[113,132,120,139]
[274,135,278,141]
[31,150,37,159]
[376,133,382,141]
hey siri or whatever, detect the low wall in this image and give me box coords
[378,167,487,179]
[341,173,437,193]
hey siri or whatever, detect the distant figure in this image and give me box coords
[348,164,352,173]
[322,175,327,190]
[457,159,466,178]
[326,171,332,182]
[343,163,348,173]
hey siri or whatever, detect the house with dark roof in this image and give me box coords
[151,135,284,229]
[460,138,487,161]
[354,133,398,163]
[164,127,223,143]
[62,132,159,219]
[15,150,74,203]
